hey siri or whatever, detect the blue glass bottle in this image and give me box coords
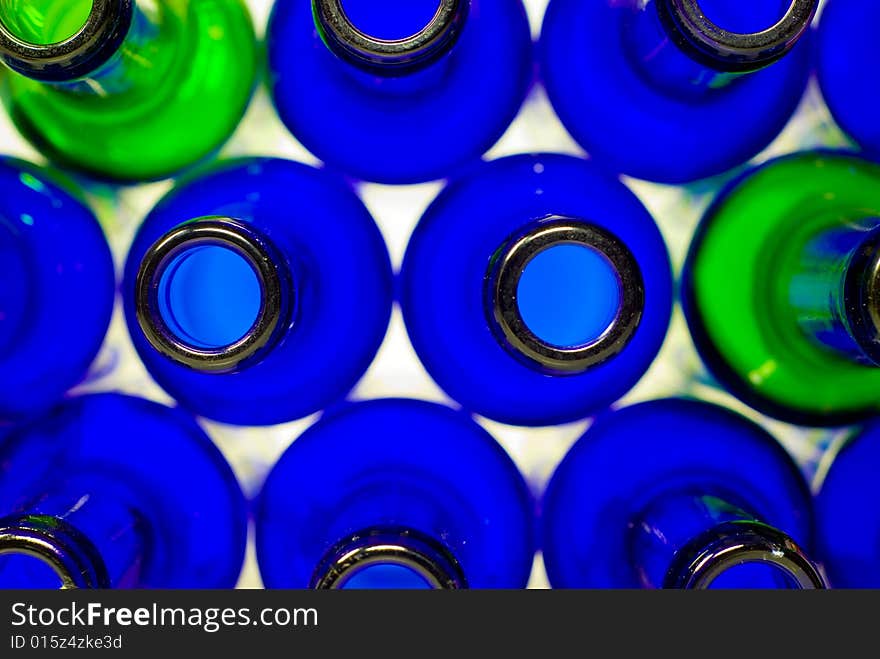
[0,392,247,588]
[255,398,535,589]
[541,398,825,589]
[815,0,880,156]
[0,156,114,423]
[0,0,258,182]
[539,0,817,184]
[400,153,673,427]
[122,157,393,426]
[265,0,533,184]
[814,420,880,588]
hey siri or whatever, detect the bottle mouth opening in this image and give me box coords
[0,220,31,357]
[135,217,290,374]
[0,0,93,46]
[0,0,132,81]
[664,521,827,589]
[485,218,644,375]
[0,514,109,589]
[309,527,467,589]
[313,0,468,75]
[657,0,817,72]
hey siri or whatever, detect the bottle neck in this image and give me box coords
[485,216,644,375]
[790,221,880,366]
[0,477,150,589]
[313,0,468,77]
[623,0,816,99]
[135,217,295,374]
[630,492,825,589]
[309,526,467,589]
[0,0,171,95]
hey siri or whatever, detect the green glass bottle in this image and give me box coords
[0,0,257,182]
[683,150,880,426]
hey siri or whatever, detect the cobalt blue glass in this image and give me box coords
[814,420,880,588]
[0,156,114,423]
[0,392,247,589]
[541,398,826,589]
[400,153,673,427]
[815,0,880,155]
[122,157,393,426]
[265,0,533,184]
[255,398,535,589]
[539,0,817,184]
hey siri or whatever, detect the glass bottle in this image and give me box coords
[255,398,535,589]
[122,157,394,426]
[539,0,817,184]
[683,150,880,425]
[0,0,257,182]
[400,153,673,427]
[815,0,880,156]
[814,419,880,588]
[541,398,825,589]
[264,0,533,184]
[0,156,114,423]
[0,392,247,588]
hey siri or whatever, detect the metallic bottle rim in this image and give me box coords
[663,520,827,589]
[135,217,290,374]
[312,0,468,75]
[843,226,880,365]
[0,0,133,82]
[485,217,644,375]
[0,514,110,589]
[310,527,468,589]
[656,0,818,73]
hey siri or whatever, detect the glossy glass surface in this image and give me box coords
[0,0,257,182]
[0,156,114,423]
[255,398,536,588]
[539,0,812,183]
[517,244,622,349]
[814,419,880,588]
[682,150,880,425]
[123,157,393,426]
[816,0,880,156]
[0,0,92,45]
[400,153,672,426]
[341,564,433,590]
[541,398,815,588]
[265,0,533,184]
[0,392,247,588]
[157,244,262,350]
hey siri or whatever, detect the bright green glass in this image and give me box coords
[0,0,91,44]
[684,151,880,425]
[0,0,257,182]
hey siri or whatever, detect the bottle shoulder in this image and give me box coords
[0,157,115,423]
[265,0,533,184]
[0,0,259,182]
[0,392,248,587]
[400,153,673,426]
[120,157,394,427]
[815,0,880,155]
[813,419,880,587]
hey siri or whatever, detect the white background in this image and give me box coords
[0,0,856,588]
